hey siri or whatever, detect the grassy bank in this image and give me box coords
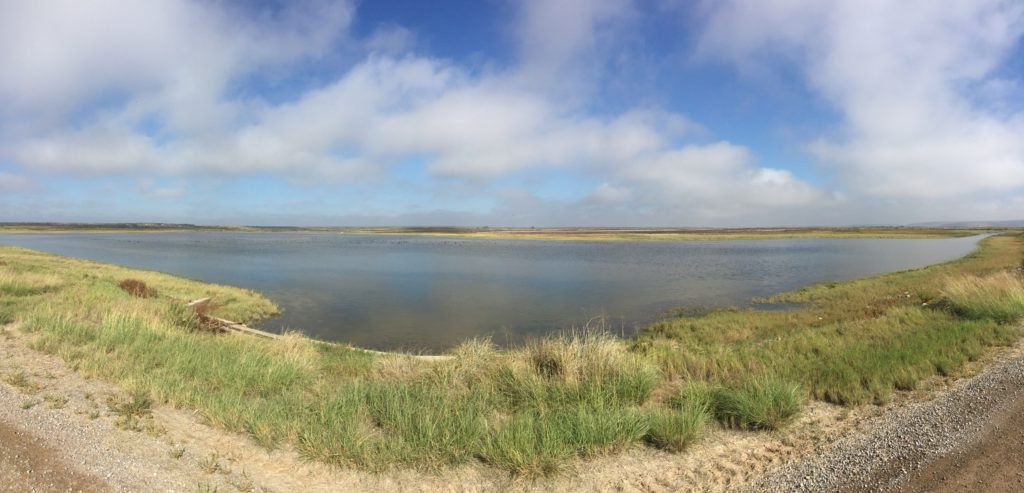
[1,235,1023,477]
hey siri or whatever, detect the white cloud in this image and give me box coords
[364,25,418,55]
[514,0,635,93]
[0,0,352,127]
[611,141,826,221]
[137,178,186,199]
[0,172,31,192]
[0,0,832,225]
[699,0,1024,200]
[589,183,634,204]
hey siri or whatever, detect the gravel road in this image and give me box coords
[751,342,1024,492]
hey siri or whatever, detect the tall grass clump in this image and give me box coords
[645,383,713,451]
[499,331,660,409]
[363,380,489,467]
[710,379,801,430]
[480,404,648,476]
[942,272,1024,323]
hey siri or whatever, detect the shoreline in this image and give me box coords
[0,234,1022,489]
[0,225,998,241]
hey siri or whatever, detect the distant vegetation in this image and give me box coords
[0,234,1022,476]
[0,222,1005,241]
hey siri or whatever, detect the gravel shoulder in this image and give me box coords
[899,394,1024,492]
[752,335,1024,492]
[0,420,108,493]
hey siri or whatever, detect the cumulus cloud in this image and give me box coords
[0,0,868,223]
[0,0,352,126]
[514,0,635,94]
[699,0,1024,200]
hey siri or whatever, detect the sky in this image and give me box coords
[0,0,1023,227]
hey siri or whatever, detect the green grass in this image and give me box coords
[710,379,801,430]
[634,235,1024,405]
[0,235,1023,477]
[643,399,708,448]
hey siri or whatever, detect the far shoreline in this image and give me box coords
[0,222,1004,241]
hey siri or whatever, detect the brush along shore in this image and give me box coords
[0,234,1022,479]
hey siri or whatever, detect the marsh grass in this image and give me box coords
[1,235,1023,476]
[635,235,1024,406]
[943,272,1024,323]
[645,387,711,452]
[710,379,801,430]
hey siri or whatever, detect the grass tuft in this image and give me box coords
[199,452,222,474]
[710,379,801,430]
[4,370,40,393]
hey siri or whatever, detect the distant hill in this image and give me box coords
[910,220,1024,228]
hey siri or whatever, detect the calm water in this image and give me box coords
[0,233,983,352]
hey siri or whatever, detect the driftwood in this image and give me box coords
[186,298,280,340]
[184,299,451,361]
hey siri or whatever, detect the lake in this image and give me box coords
[0,232,983,352]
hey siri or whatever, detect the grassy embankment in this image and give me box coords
[0,234,1023,477]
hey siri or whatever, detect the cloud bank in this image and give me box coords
[0,0,1022,225]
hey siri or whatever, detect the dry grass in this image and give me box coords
[943,271,1024,323]
[4,370,40,393]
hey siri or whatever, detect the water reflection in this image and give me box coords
[0,233,983,352]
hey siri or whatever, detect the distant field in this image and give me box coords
[0,222,1000,240]
[0,233,1022,477]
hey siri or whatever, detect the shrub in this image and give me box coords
[118,279,157,298]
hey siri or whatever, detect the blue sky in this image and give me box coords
[1,0,1023,226]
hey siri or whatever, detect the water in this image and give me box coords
[0,232,983,352]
